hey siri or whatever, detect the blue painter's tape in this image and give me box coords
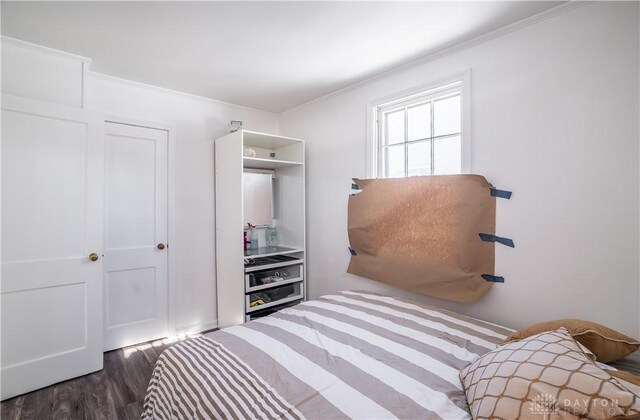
[490,188,512,199]
[482,274,505,283]
[348,247,357,256]
[479,233,515,248]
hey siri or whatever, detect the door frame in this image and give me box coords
[103,115,177,338]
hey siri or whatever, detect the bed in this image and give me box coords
[141,291,513,419]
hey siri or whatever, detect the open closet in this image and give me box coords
[215,130,306,328]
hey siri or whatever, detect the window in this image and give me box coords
[375,81,464,178]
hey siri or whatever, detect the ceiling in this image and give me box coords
[1,1,562,113]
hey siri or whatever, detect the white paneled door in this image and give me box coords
[1,95,104,400]
[103,122,168,351]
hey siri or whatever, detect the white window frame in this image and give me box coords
[366,69,471,178]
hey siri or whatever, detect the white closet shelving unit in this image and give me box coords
[215,129,305,328]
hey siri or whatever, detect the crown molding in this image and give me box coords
[2,34,276,116]
[1,35,91,64]
[280,1,589,116]
[88,71,279,117]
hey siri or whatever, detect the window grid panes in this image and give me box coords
[378,84,462,178]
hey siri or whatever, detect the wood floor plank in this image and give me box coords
[115,401,143,420]
[103,349,138,409]
[52,381,85,420]
[82,368,118,420]
[120,349,155,402]
[1,395,22,420]
[2,383,54,420]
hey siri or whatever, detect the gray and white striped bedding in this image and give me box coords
[141,291,514,420]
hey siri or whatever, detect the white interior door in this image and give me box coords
[103,122,168,351]
[1,94,104,400]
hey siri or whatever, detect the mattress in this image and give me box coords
[141,291,513,419]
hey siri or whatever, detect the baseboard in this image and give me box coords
[172,319,218,337]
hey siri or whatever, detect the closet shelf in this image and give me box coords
[244,246,303,258]
[246,294,304,314]
[243,157,302,169]
[244,258,304,273]
[246,277,303,293]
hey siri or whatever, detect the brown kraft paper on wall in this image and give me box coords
[347,175,496,303]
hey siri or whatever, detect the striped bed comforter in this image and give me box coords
[141,291,513,420]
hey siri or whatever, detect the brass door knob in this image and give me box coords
[89,253,99,262]
[157,243,166,250]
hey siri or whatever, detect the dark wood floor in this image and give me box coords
[1,333,212,420]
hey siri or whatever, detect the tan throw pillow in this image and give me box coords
[504,320,640,363]
[609,370,640,388]
[460,328,640,419]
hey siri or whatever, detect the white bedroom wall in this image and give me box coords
[86,74,279,333]
[279,2,640,337]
